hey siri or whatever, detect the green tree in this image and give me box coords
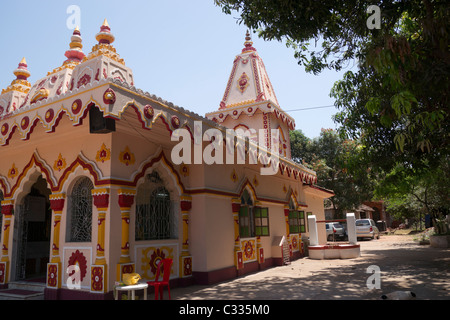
[375,158,450,233]
[215,0,449,177]
[289,129,311,164]
[290,129,373,218]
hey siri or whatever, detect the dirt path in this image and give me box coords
[171,235,450,300]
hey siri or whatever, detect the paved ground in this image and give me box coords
[171,234,450,300]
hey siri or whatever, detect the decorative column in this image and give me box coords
[90,188,110,293]
[254,201,264,266]
[116,188,136,281]
[179,195,193,278]
[92,188,110,265]
[284,204,294,257]
[0,200,14,286]
[231,198,243,270]
[284,205,290,240]
[49,194,65,263]
[47,194,65,289]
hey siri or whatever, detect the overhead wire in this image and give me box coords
[284,105,336,112]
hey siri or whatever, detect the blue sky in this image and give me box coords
[0,0,352,139]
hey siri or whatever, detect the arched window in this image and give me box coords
[135,172,176,241]
[68,177,94,242]
[288,199,306,234]
[239,189,269,237]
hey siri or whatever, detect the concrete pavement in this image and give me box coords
[170,235,450,300]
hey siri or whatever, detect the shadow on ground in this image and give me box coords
[172,241,449,300]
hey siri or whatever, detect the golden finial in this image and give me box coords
[102,18,109,27]
[20,57,27,65]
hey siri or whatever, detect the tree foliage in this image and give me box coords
[216,0,449,227]
[215,0,449,173]
[290,129,373,217]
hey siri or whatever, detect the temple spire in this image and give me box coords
[96,18,115,45]
[14,58,31,81]
[64,27,85,63]
[1,58,31,95]
[242,30,256,53]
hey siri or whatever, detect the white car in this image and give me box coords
[356,219,380,240]
[326,222,346,241]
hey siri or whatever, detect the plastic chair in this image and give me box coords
[147,258,173,300]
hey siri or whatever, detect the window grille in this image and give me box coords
[135,173,177,241]
[68,177,94,242]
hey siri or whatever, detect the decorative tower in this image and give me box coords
[0,58,31,113]
[46,27,85,77]
[64,26,86,64]
[206,31,295,159]
[96,19,115,45]
[74,19,134,85]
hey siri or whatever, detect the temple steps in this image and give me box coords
[0,281,45,300]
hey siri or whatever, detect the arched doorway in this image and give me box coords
[13,175,51,282]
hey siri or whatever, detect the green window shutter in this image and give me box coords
[255,207,269,236]
[239,206,249,237]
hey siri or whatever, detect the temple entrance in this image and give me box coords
[13,175,51,282]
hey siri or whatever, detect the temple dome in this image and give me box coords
[218,30,280,110]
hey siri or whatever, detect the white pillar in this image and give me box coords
[347,213,357,244]
[308,215,319,246]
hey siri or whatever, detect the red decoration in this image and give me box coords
[47,264,58,288]
[244,241,254,259]
[121,264,134,275]
[180,200,192,211]
[21,116,29,130]
[77,73,92,89]
[118,194,135,208]
[71,99,82,114]
[1,123,8,136]
[149,249,166,275]
[45,109,54,123]
[292,237,298,250]
[237,72,250,93]
[93,193,110,209]
[91,267,104,292]
[1,203,14,216]
[237,251,244,270]
[50,198,65,212]
[103,88,116,104]
[0,263,6,284]
[68,250,88,282]
[259,248,264,264]
[171,116,180,129]
[183,257,192,277]
[144,105,154,119]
